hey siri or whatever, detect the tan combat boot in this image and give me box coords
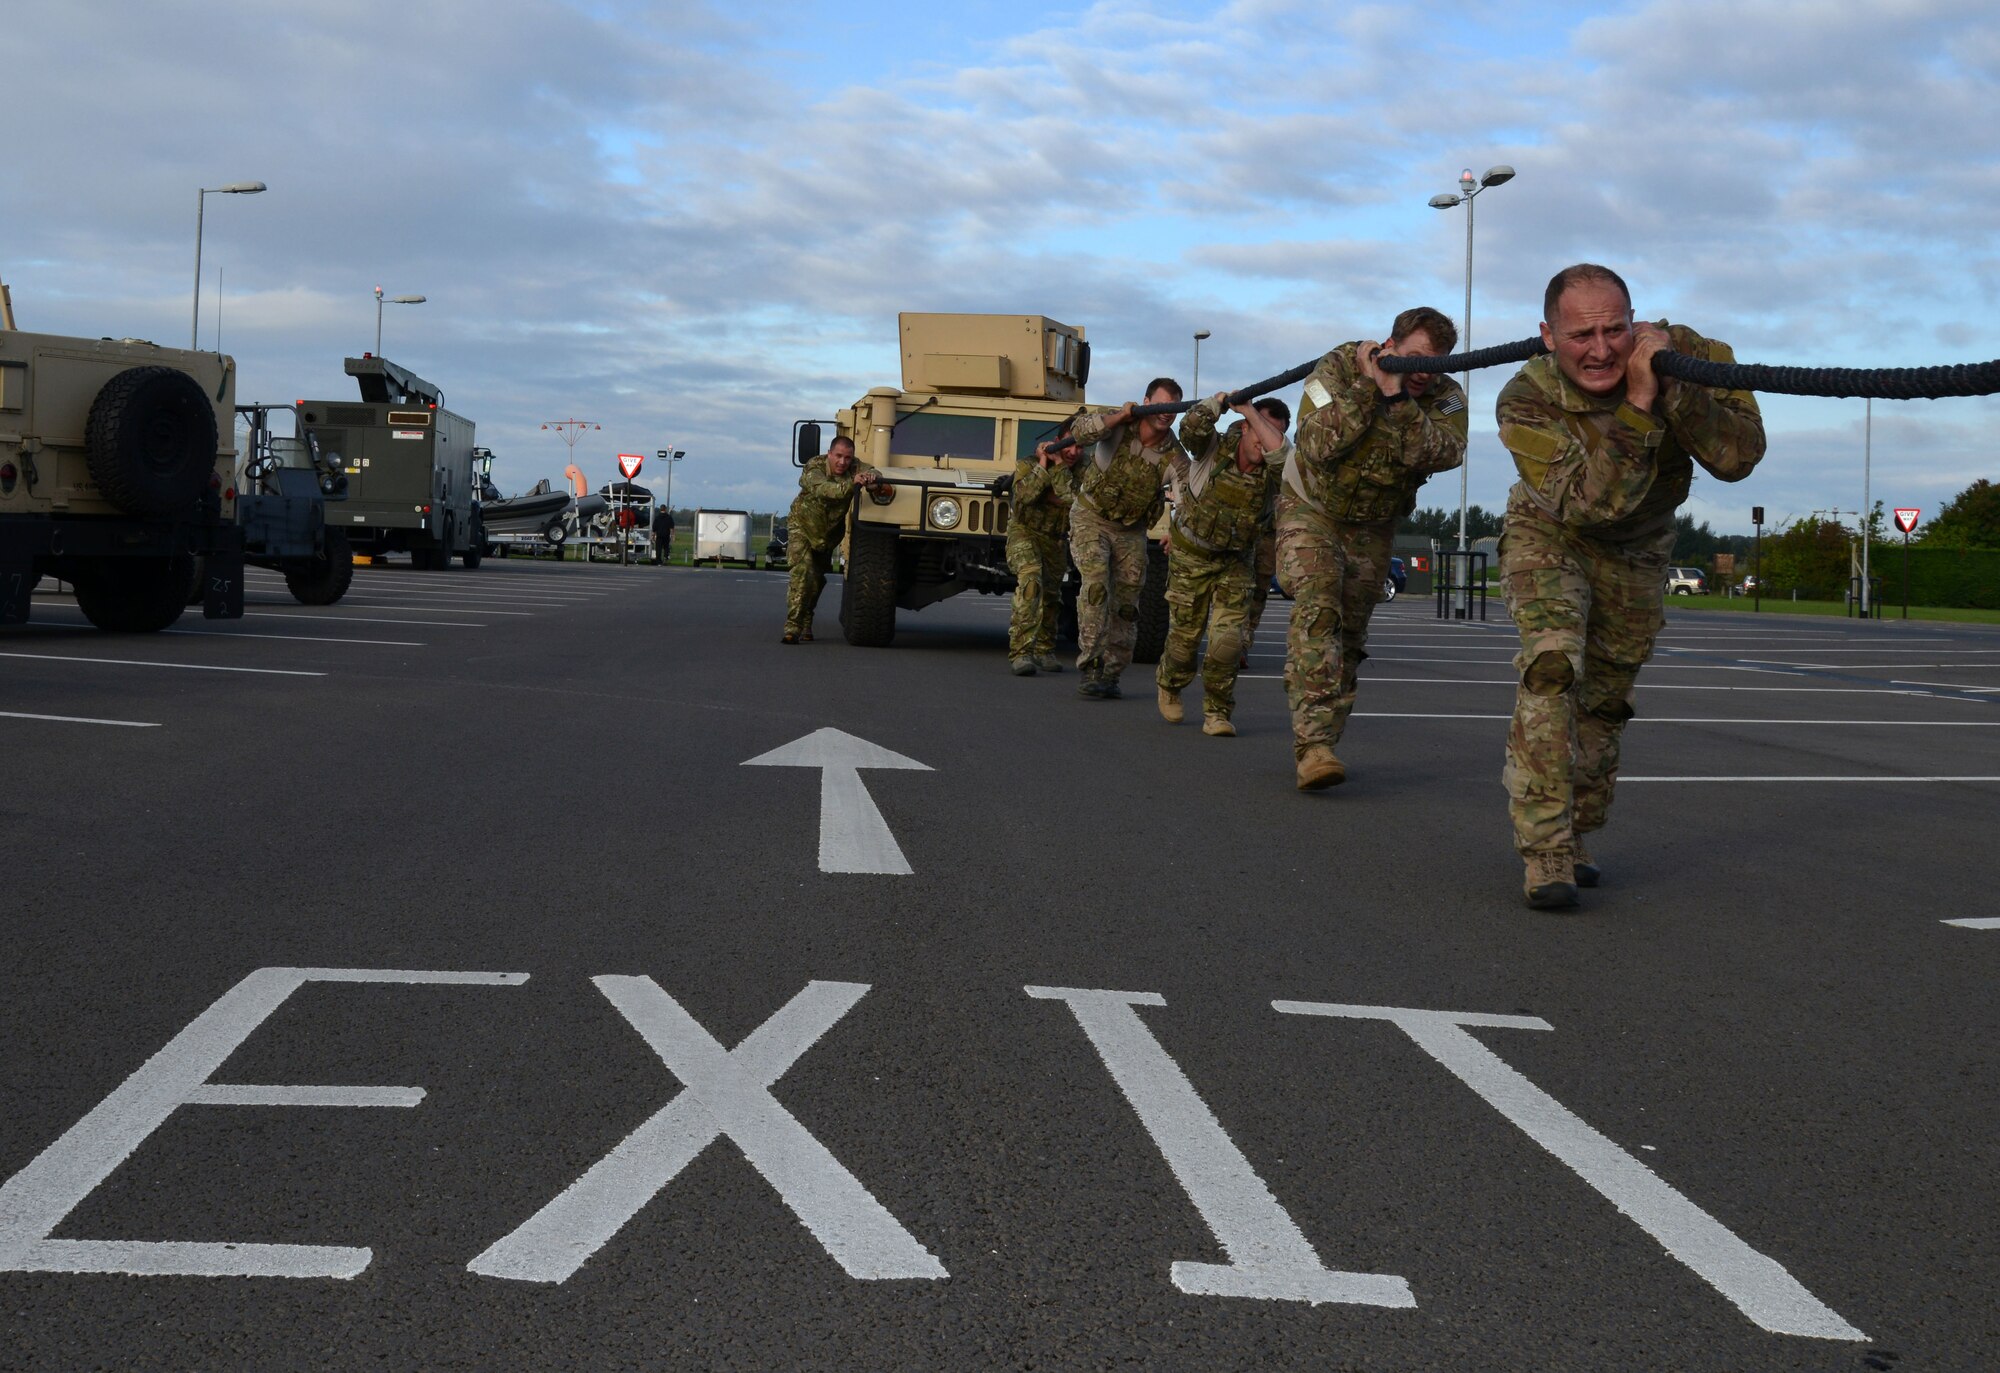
[1572,837,1601,888]
[1157,685,1184,723]
[1523,848,1580,910]
[1295,747,1345,790]
[1202,714,1235,737]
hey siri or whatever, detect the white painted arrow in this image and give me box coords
[742,728,932,875]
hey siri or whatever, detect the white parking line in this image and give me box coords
[1348,713,2000,725]
[0,651,323,676]
[248,611,485,628]
[316,600,535,616]
[1624,776,2000,784]
[1942,917,2000,928]
[164,629,422,647]
[0,710,159,727]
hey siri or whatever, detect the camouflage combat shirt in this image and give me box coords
[1496,323,1764,543]
[1282,341,1467,523]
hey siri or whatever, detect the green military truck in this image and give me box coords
[801,312,1167,656]
[301,355,480,569]
[0,282,245,631]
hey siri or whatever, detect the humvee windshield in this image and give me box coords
[889,412,996,463]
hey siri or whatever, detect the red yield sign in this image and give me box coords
[617,453,644,480]
[1893,508,1920,534]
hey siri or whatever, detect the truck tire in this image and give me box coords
[70,555,195,632]
[185,554,209,606]
[1132,543,1169,665]
[85,367,218,520]
[285,528,355,605]
[840,524,898,647]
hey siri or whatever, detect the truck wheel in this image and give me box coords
[185,554,209,606]
[1132,543,1169,665]
[285,528,355,605]
[462,543,483,569]
[85,367,218,520]
[840,525,898,647]
[70,555,195,632]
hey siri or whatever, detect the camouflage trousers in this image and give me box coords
[1068,501,1147,678]
[1240,527,1278,658]
[1156,542,1254,717]
[1499,509,1673,854]
[1276,499,1393,759]
[1007,528,1066,659]
[784,540,837,635]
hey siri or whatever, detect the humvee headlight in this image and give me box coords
[929,497,961,529]
[868,482,896,506]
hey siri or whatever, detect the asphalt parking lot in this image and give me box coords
[2,560,1995,1370]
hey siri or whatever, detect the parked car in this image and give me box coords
[1732,574,1761,597]
[1665,565,1708,595]
[1384,555,1407,601]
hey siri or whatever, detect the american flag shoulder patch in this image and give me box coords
[1436,395,1466,416]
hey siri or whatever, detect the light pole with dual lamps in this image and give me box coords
[654,447,686,559]
[375,286,427,356]
[1192,329,1210,395]
[1426,164,1514,554]
[192,181,265,349]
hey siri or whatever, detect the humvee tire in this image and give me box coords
[841,523,898,647]
[1132,543,1169,665]
[185,555,209,606]
[285,528,355,605]
[85,367,219,519]
[70,554,196,632]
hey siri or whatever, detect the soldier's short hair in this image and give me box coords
[1390,307,1457,353]
[1144,377,1184,402]
[828,434,855,453]
[1253,397,1291,429]
[1544,264,1631,323]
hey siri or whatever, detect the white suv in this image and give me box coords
[1664,566,1708,595]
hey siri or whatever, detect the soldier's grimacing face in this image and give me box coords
[1138,386,1178,441]
[1384,328,1444,397]
[828,443,855,475]
[1543,281,1636,396]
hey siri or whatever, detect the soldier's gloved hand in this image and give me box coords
[1626,322,1672,413]
[1361,341,1404,399]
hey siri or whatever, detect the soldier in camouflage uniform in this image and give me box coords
[1006,433,1081,675]
[1279,308,1467,789]
[782,435,884,643]
[1497,264,1763,908]
[1067,379,1184,699]
[1157,395,1291,734]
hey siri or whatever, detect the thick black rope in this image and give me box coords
[1128,335,2000,413]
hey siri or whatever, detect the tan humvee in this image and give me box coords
[799,312,1167,655]
[1,285,244,630]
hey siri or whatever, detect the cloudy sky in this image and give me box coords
[7,0,1995,531]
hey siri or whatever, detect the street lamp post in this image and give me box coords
[1427,165,1515,555]
[375,287,427,355]
[1192,329,1211,396]
[655,447,686,546]
[1861,399,1873,617]
[192,181,265,349]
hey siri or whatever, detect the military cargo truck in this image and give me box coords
[0,289,245,632]
[301,355,479,569]
[803,312,1168,656]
